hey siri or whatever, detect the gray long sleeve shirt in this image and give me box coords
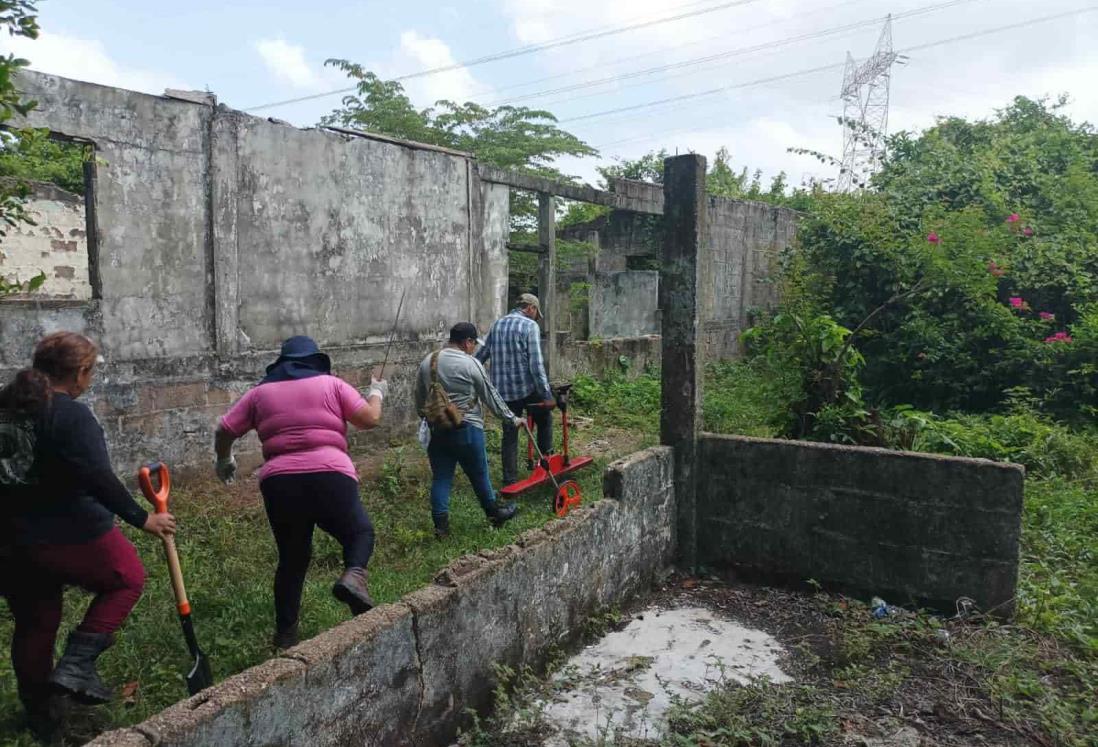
[415,347,515,431]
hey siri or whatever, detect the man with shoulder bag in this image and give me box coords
[416,323,524,538]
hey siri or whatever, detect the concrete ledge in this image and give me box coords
[87,447,676,746]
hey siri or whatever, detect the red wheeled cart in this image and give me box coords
[500,383,593,516]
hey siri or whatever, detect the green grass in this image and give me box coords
[0,419,648,744]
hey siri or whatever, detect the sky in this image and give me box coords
[4,0,1097,188]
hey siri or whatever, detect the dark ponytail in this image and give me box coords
[1,331,98,416]
[0,368,53,415]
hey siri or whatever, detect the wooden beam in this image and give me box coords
[476,164,663,215]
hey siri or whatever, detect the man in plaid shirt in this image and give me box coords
[477,294,555,486]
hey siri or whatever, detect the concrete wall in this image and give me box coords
[589,271,659,339]
[556,335,662,382]
[0,181,92,299]
[86,447,675,747]
[700,198,796,359]
[0,71,509,472]
[696,434,1024,615]
[558,193,797,360]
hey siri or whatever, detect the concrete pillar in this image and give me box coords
[537,192,557,376]
[659,154,707,571]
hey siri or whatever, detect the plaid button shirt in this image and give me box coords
[476,310,551,403]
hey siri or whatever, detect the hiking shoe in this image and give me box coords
[272,624,299,650]
[332,567,374,615]
[49,631,114,704]
[432,513,450,540]
[488,502,518,528]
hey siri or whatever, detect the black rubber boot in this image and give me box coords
[432,513,450,539]
[48,631,114,704]
[272,623,299,650]
[488,501,518,528]
[332,567,374,615]
[20,685,67,745]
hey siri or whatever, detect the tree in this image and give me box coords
[0,0,41,297]
[759,96,1098,425]
[0,127,88,194]
[321,61,596,176]
[322,61,597,237]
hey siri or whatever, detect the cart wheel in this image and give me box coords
[553,480,582,517]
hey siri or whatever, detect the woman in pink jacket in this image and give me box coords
[213,336,385,649]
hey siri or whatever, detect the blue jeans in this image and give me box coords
[427,425,498,519]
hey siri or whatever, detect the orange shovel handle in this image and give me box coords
[138,462,171,514]
[136,462,191,616]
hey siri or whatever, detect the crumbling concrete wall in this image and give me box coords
[557,190,797,368]
[555,336,661,382]
[589,271,659,339]
[86,447,675,747]
[0,180,92,299]
[0,71,509,473]
[696,434,1024,615]
[700,198,796,359]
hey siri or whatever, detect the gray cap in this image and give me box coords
[517,293,542,320]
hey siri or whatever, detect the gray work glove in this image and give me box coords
[367,377,388,401]
[512,415,527,429]
[215,455,237,485]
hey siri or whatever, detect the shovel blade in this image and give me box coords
[185,651,214,695]
[179,613,214,694]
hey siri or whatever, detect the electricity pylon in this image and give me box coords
[836,16,905,191]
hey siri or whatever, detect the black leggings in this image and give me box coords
[259,471,375,631]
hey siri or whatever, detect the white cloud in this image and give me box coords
[254,38,327,90]
[0,30,186,95]
[396,30,484,105]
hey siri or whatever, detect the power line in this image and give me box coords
[476,0,871,101]
[559,6,1098,125]
[243,0,766,112]
[488,0,979,108]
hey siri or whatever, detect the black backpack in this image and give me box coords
[0,410,37,487]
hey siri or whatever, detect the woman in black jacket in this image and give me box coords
[0,332,175,739]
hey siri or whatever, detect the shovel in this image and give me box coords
[138,462,214,695]
[523,422,583,517]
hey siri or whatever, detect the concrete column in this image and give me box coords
[659,154,707,571]
[210,109,240,357]
[537,192,557,377]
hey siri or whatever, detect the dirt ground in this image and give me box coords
[636,571,1036,746]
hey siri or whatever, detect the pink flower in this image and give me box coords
[1009,297,1024,309]
[1023,226,1034,237]
[927,232,940,244]
[1044,332,1072,344]
[1007,213,1020,223]
[1039,312,1055,321]
[987,261,1005,277]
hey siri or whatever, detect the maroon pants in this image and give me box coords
[4,526,146,696]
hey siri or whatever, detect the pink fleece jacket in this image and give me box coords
[219,375,367,482]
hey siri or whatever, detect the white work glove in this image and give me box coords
[511,415,527,429]
[367,377,388,401]
[215,456,237,485]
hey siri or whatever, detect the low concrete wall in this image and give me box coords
[556,335,661,381]
[87,447,675,747]
[697,434,1024,616]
